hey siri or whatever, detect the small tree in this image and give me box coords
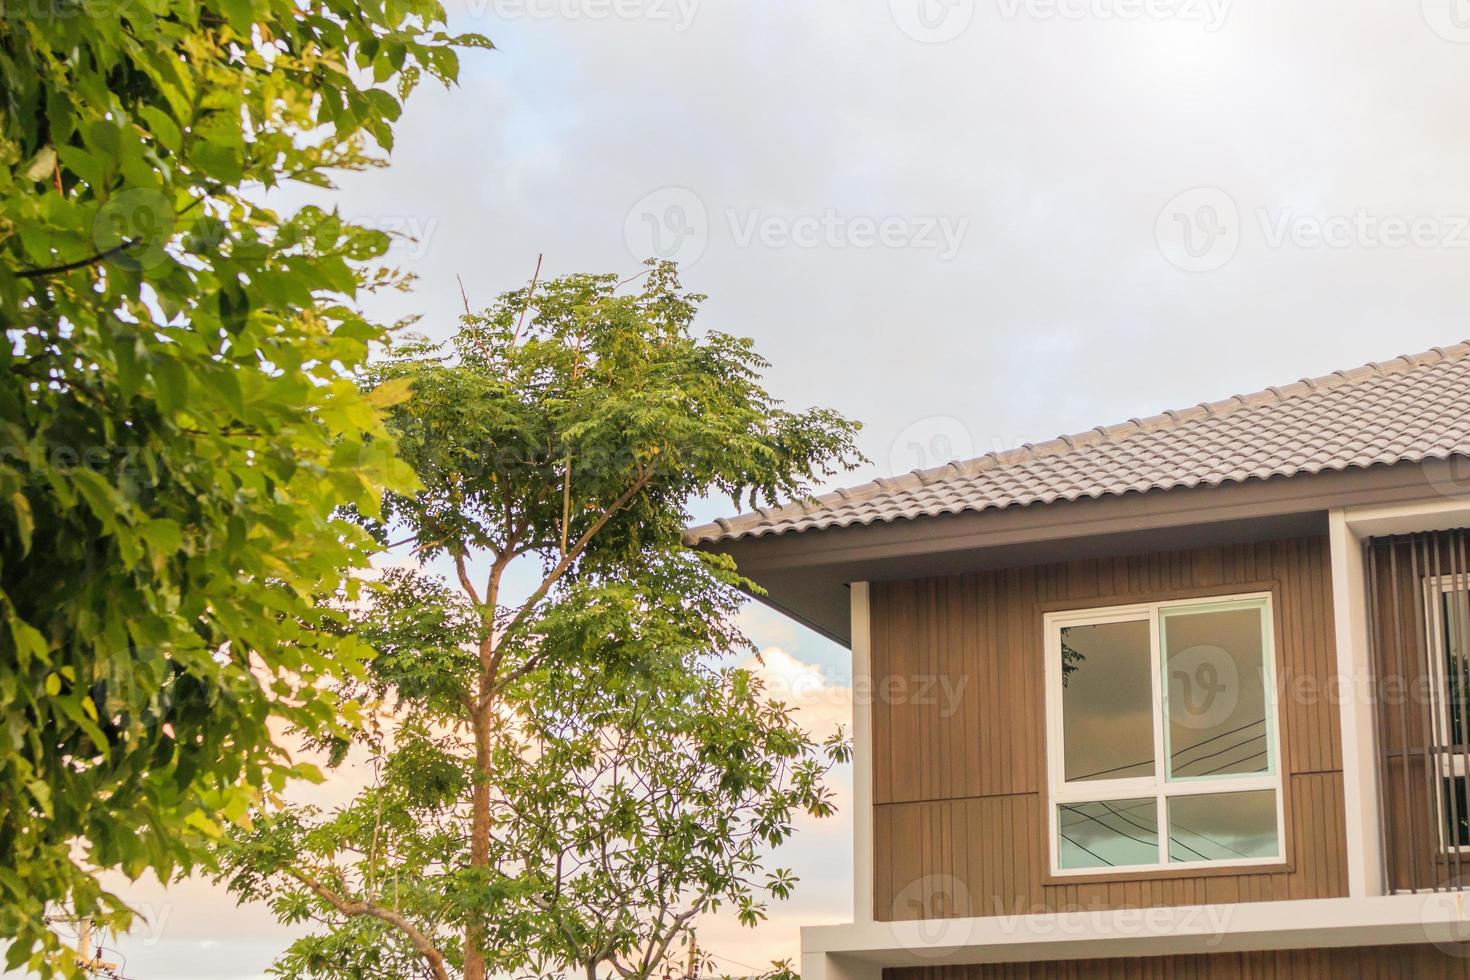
[0,2,485,973]
[493,643,849,980]
[216,262,862,980]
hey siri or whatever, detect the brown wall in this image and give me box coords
[870,536,1347,922]
[884,944,1470,979]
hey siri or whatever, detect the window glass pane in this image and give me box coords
[1167,790,1278,862]
[1444,776,1470,850]
[1163,604,1269,779]
[1443,590,1470,747]
[1057,799,1158,870]
[1060,620,1154,782]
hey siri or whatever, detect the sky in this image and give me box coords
[73,0,1470,975]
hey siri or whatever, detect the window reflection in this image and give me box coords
[1163,605,1270,779]
[1060,620,1153,782]
[1057,799,1158,870]
[1167,791,1279,862]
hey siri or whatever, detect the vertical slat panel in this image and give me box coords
[1364,529,1470,894]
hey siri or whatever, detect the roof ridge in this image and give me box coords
[861,340,1470,491]
[686,339,1470,544]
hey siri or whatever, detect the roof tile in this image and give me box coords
[688,341,1470,545]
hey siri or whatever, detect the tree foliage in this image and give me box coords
[0,2,486,973]
[216,264,863,980]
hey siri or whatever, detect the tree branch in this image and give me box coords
[16,239,137,279]
[487,466,655,691]
[454,550,483,608]
[287,868,452,980]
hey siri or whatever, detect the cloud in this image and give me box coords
[742,646,853,741]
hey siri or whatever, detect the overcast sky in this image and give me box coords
[85,0,1470,976]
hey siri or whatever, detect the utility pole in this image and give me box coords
[76,916,92,971]
[45,913,119,977]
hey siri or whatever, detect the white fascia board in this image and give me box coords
[801,894,1470,967]
[1342,497,1470,538]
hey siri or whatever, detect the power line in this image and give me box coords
[1194,748,1267,777]
[1169,718,1266,762]
[1059,800,1212,863]
[1170,732,1266,776]
[1098,800,1208,861]
[1059,831,1114,867]
[1069,718,1266,782]
[1103,798,1251,859]
[1057,804,1159,854]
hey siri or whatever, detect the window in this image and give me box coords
[1044,593,1283,875]
[1425,577,1470,852]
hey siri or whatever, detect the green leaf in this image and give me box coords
[0,3,492,972]
[139,106,183,152]
[21,146,56,182]
[363,376,415,408]
[10,491,32,556]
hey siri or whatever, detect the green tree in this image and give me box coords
[0,3,486,973]
[216,263,863,980]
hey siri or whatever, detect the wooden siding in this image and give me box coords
[885,944,1470,979]
[870,537,1346,921]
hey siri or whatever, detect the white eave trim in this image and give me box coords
[801,894,1470,967]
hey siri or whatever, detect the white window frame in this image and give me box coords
[1043,592,1285,877]
[1424,575,1470,854]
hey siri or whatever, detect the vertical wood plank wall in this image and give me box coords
[884,944,1470,980]
[870,537,1347,922]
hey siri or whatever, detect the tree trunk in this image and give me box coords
[464,700,494,980]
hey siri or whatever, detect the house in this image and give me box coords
[688,343,1470,979]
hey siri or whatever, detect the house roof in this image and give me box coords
[688,341,1470,546]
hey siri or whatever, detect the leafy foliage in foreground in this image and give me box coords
[216,264,863,980]
[0,2,485,973]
